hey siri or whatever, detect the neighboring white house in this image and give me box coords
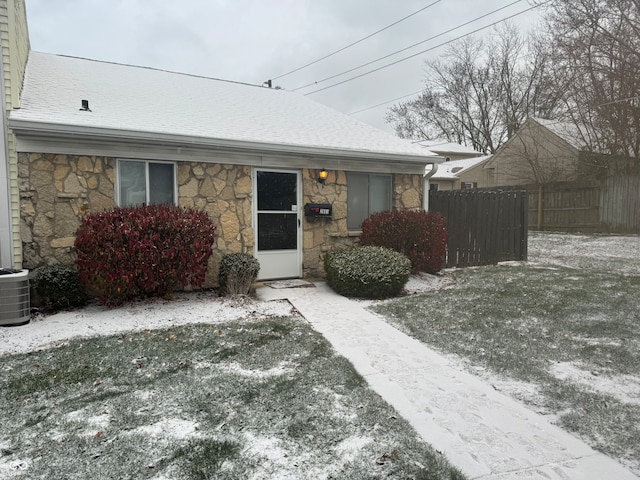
[415,139,484,162]
[428,155,492,191]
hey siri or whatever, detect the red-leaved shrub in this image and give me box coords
[359,210,447,274]
[75,204,216,305]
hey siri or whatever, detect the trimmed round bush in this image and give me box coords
[218,253,260,296]
[75,204,216,305]
[324,246,410,299]
[360,210,448,274]
[31,264,88,311]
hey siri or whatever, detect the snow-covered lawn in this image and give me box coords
[373,231,640,475]
[0,297,464,479]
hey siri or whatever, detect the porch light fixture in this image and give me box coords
[317,169,329,185]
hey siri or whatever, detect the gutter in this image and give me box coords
[423,162,439,211]
[8,118,442,166]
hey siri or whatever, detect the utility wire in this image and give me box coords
[349,90,423,115]
[270,0,443,81]
[293,0,523,92]
[304,1,551,96]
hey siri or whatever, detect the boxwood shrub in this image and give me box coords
[75,204,216,305]
[324,246,410,299]
[360,210,447,274]
[218,253,260,296]
[31,264,88,311]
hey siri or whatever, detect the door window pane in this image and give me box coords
[257,171,297,211]
[258,213,297,250]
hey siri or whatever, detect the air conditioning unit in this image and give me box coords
[0,269,30,326]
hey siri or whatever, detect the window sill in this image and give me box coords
[328,231,362,238]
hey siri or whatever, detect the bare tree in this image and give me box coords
[540,0,640,158]
[386,25,563,153]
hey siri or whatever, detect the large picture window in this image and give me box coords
[347,173,392,230]
[118,160,176,207]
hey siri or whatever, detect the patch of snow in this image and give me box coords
[334,435,372,462]
[129,419,199,440]
[403,272,454,295]
[550,362,640,405]
[213,361,296,378]
[65,409,111,431]
[0,295,294,356]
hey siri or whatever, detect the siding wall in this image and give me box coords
[485,122,579,187]
[0,0,29,267]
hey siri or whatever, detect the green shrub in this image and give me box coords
[31,264,88,311]
[218,253,260,296]
[324,246,410,299]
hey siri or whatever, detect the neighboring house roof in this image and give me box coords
[529,118,585,150]
[415,139,483,157]
[9,52,439,165]
[431,155,492,180]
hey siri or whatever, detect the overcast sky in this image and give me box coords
[25,0,545,135]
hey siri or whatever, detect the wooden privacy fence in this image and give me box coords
[429,190,528,268]
[516,176,640,233]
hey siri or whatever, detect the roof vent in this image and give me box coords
[80,99,91,112]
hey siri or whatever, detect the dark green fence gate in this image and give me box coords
[429,190,528,268]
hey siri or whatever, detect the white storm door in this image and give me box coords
[254,169,302,280]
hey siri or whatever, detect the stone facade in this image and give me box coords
[19,153,116,267]
[19,154,253,286]
[19,152,424,284]
[177,162,253,286]
[301,169,423,277]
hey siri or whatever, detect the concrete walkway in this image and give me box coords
[257,282,638,480]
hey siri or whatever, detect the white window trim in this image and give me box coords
[115,159,178,207]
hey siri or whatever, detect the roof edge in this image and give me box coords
[9,119,444,166]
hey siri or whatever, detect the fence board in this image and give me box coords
[430,190,528,268]
[489,177,640,233]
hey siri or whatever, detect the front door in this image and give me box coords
[254,169,301,280]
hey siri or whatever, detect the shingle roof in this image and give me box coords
[415,139,482,156]
[531,118,585,150]
[11,52,438,160]
[431,155,492,179]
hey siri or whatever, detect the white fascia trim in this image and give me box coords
[9,119,443,166]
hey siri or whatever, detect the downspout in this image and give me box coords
[0,49,13,268]
[423,162,438,211]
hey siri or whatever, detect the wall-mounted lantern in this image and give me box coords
[317,169,329,185]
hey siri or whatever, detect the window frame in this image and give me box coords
[346,172,392,231]
[116,159,178,207]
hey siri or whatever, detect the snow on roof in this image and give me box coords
[415,139,482,156]
[11,52,438,160]
[430,155,492,179]
[531,118,585,149]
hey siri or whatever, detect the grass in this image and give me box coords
[372,233,640,473]
[0,316,465,479]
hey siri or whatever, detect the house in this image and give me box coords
[2,5,442,283]
[428,155,492,191]
[483,118,586,187]
[0,0,29,269]
[415,139,484,162]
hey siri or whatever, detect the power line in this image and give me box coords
[270,0,443,81]
[293,0,523,92]
[349,90,423,115]
[304,1,551,96]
